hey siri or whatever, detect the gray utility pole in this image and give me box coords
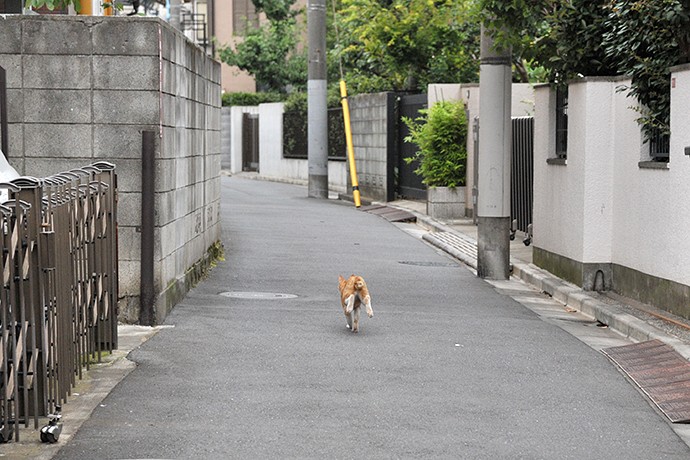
[307,0,329,198]
[477,25,512,279]
[169,0,182,30]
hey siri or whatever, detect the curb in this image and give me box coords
[387,203,690,361]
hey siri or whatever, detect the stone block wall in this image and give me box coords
[348,92,396,202]
[0,15,221,324]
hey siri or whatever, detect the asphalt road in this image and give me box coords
[55,177,690,459]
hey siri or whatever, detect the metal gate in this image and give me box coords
[473,116,534,233]
[511,117,534,233]
[397,93,427,200]
[242,113,259,172]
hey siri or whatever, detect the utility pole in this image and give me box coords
[477,25,511,279]
[307,0,328,198]
[169,0,182,30]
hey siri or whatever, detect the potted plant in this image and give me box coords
[403,99,468,219]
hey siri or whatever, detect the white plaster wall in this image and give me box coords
[512,84,535,117]
[534,72,690,288]
[258,102,347,193]
[579,79,615,263]
[229,105,259,174]
[532,84,585,261]
[609,68,690,286]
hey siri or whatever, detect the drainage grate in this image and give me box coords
[398,261,459,268]
[602,339,690,423]
[360,205,416,223]
[219,292,298,299]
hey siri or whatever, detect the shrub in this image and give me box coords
[221,92,284,107]
[403,100,468,188]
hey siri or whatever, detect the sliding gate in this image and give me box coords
[473,116,534,234]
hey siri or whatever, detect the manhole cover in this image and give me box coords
[219,291,298,299]
[398,261,458,268]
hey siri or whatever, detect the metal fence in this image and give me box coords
[511,117,534,234]
[648,129,670,161]
[0,162,118,443]
[282,107,346,160]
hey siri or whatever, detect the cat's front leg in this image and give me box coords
[363,295,373,318]
[344,294,355,314]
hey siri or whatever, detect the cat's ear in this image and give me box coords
[338,275,344,283]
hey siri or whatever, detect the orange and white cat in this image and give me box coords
[338,275,374,333]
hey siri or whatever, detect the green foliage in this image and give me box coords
[217,0,306,93]
[403,101,468,188]
[102,2,124,11]
[252,0,294,21]
[602,0,690,136]
[334,0,480,92]
[479,0,690,137]
[284,91,307,112]
[546,1,617,80]
[221,92,284,107]
[25,0,80,10]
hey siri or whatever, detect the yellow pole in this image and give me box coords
[339,80,361,208]
[78,0,93,14]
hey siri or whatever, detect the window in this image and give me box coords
[233,0,258,36]
[555,85,568,159]
[647,128,670,162]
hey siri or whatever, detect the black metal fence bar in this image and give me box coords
[0,162,118,443]
[511,116,534,234]
[649,129,670,161]
[0,65,7,156]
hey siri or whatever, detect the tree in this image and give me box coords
[479,0,690,136]
[602,0,690,136]
[334,0,480,92]
[217,0,307,93]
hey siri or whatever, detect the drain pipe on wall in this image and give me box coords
[477,25,512,280]
[140,130,156,326]
[0,65,7,157]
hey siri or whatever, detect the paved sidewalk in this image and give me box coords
[387,199,690,360]
[1,325,162,460]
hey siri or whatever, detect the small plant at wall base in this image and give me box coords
[403,100,468,188]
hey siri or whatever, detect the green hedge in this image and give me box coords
[221,92,284,107]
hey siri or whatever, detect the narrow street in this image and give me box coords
[55,177,690,459]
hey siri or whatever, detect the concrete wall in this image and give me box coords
[221,106,232,170]
[0,15,222,324]
[533,72,690,317]
[349,92,396,202]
